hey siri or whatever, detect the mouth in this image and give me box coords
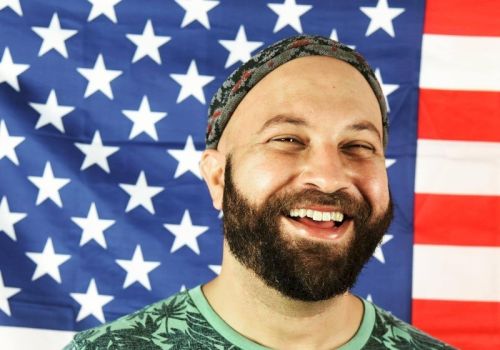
[284,208,352,240]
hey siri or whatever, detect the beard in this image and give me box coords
[222,156,393,302]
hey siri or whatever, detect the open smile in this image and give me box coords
[284,207,353,241]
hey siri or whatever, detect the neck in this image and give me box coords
[202,244,364,350]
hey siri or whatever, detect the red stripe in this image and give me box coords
[412,299,500,349]
[424,0,500,36]
[414,194,500,246]
[418,89,500,142]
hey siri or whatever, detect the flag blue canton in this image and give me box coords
[0,0,425,332]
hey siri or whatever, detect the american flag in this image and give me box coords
[0,0,498,349]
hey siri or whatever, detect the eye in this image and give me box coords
[342,142,376,158]
[347,143,374,151]
[268,136,306,151]
[272,137,303,144]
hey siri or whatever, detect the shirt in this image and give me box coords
[64,286,455,349]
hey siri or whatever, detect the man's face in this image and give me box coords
[223,156,392,301]
[207,56,392,301]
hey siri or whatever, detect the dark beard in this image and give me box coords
[222,156,393,301]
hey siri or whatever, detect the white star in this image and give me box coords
[170,60,214,104]
[87,0,122,23]
[267,0,312,34]
[31,13,77,58]
[0,119,24,166]
[116,245,160,290]
[360,0,405,37]
[385,158,396,168]
[167,135,202,179]
[0,271,21,316]
[164,210,209,255]
[329,29,356,50]
[373,234,394,263]
[0,0,22,16]
[374,68,399,112]
[366,294,373,302]
[0,196,26,241]
[77,54,122,99]
[122,96,167,141]
[29,89,75,133]
[71,203,115,248]
[27,161,70,207]
[119,171,164,214]
[126,20,171,64]
[70,279,114,323]
[209,265,221,275]
[175,0,219,29]
[26,238,71,283]
[74,131,119,173]
[0,47,29,92]
[219,25,263,69]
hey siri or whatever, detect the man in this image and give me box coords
[65,35,454,349]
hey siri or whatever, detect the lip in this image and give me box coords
[281,215,352,241]
[290,205,344,212]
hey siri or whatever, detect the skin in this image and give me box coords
[199,56,390,349]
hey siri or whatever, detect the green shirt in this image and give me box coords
[64,286,455,349]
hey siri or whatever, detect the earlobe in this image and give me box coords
[200,149,225,210]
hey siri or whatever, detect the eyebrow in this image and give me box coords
[258,115,308,133]
[347,121,382,141]
[258,115,382,141]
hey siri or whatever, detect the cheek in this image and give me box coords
[231,153,296,203]
[354,166,390,214]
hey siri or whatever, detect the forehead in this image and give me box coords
[261,56,368,89]
[218,56,382,149]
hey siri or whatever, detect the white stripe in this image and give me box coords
[420,34,500,91]
[0,326,75,349]
[415,139,500,195]
[413,245,500,302]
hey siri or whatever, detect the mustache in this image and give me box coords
[270,189,372,220]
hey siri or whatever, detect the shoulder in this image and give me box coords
[363,302,457,350]
[64,290,195,350]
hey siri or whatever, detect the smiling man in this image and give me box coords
[66,36,454,350]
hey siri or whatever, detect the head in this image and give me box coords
[201,36,393,301]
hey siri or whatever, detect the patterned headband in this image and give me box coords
[206,34,388,149]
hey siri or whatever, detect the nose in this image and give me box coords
[297,144,352,194]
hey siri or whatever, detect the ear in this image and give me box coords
[200,149,225,210]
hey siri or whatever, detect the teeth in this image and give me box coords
[289,209,345,222]
[332,211,344,222]
[312,211,322,221]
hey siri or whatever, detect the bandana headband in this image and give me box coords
[206,35,388,149]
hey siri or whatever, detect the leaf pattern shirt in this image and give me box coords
[64,286,456,350]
